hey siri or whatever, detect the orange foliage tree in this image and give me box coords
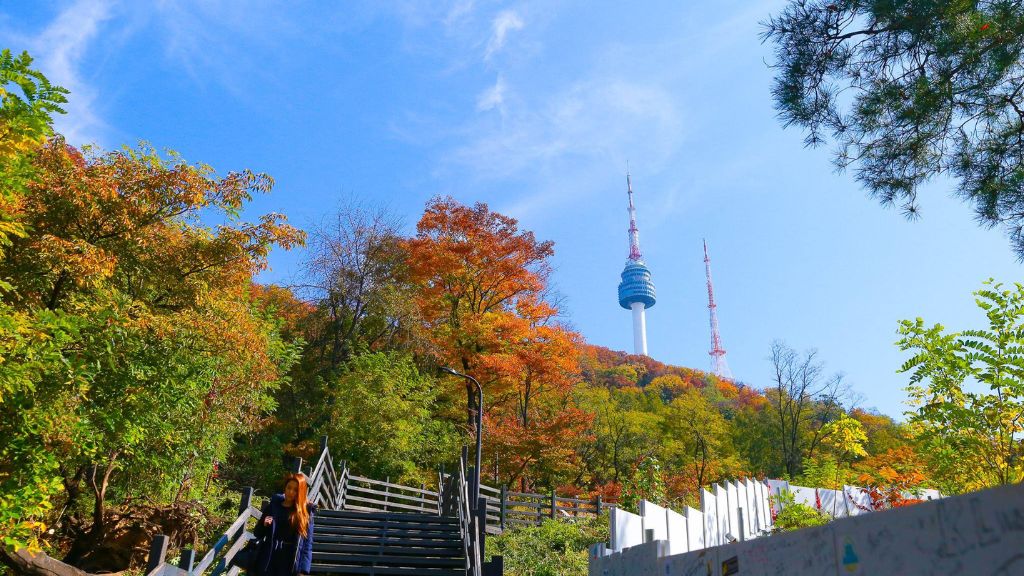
[404,197,590,488]
[855,446,929,509]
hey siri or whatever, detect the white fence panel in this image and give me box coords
[715,484,730,543]
[743,479,758,535]
[766,479,789,513]
[757,477,770,528]
[665,507,688,555]
[725,481,741,542]
[790,485,818,510]
[684,506,704,551]
[700,488,719,547]
[638,500,668,542]
[610,506,643,552]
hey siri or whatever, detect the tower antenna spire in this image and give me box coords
[617,171,656,356]
[626,170,643,261]
[704,239,732,379]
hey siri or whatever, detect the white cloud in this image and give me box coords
[476,75,507,112]
[453,78,682,180]
[30,0,114,145]
[484,9,523,60]
[444,0,476,29]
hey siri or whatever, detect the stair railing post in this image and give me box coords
[239,487,254,515]
[384,476,391,513]
[499,485,507,531]
[339,460,348,509]
[476,496,488,561]
[549,489,556,519]
[468,466,478,512]
[437,466,445,516]
[319,435,328,454]
[596,495,602,516]
[145,534,169,575]
[291,457,303,474]
[177,549,195,573]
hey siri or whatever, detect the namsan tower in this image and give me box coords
[617,172,656,356]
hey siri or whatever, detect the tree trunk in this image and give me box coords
[1,547,127,576]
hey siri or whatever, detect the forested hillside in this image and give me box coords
[2,48,1022,576]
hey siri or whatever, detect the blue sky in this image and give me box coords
[3,0,1020,419]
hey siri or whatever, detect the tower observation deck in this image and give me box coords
[617,172,656,356]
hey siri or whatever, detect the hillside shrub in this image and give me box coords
[486,514,608,576]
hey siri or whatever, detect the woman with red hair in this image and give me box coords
[253,473,316,576]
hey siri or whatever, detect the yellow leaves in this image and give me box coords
[0,120,46,160]
[32,234,116,286]
[822,414,869,459]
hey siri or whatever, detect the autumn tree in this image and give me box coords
[404,197,589,488]
[0,137,304,570]
[855,446,931,509]
[763,1,1024,256]
[898,279,1024,490]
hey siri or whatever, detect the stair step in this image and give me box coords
[319,510,457,524]
[314,534,464,548]
[317,516,460,532]
[312,553,464,567]
[311,564,465,575]
[316,526,463,540]
[314,543,462,557]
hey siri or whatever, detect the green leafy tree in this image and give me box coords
[0,48,70,554]
[763,1,1024,256]
[620,456,666,512]
[661,389,739,496]
[0,49,67,254]
[575,387,660,486]
[322,352,462,485]
[898,279,1024,490]
[799,414,867,511]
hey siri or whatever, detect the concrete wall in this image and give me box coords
[591,481,1024,576]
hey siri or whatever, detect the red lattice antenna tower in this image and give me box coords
[704,239,732,379]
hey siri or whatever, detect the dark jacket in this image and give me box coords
[253,494,315,576]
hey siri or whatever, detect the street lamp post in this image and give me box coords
[440,366,483,507]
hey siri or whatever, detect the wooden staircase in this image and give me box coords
[142,438,501,576]
[311,509,466,575]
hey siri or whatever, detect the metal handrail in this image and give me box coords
[454,452,481,576]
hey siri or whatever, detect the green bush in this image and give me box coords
[772,490,831,532]
[486,514,608,576]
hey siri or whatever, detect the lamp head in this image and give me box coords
[439,366,460,376]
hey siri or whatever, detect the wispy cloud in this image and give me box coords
[444,0,476,29]
[476,75,507,112]
[454,77,682,180]
[484,9,523,60]
[29,0,114,145]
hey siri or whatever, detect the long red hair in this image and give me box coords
[284,473,310,537]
